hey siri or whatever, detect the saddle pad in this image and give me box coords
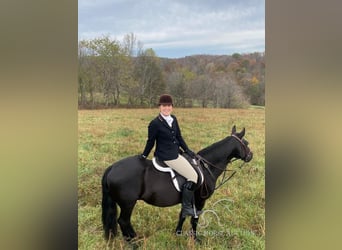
[152,157,182,192]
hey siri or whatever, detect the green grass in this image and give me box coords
[78,108,265,249]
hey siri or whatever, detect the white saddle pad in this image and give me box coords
[152,157,182,192]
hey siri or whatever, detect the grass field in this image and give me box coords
[78,107,265,249]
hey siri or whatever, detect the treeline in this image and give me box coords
[78,33,265,109]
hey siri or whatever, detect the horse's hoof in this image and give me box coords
[194,237,202,244]
[175,230,183,236]
[123,231,137,242]
[124,236,132,242]
[127,237,143,250]
[124,235,136,242]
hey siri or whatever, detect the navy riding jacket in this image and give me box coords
[142,114,189,161]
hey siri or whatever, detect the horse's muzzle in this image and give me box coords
[244,151,253,162]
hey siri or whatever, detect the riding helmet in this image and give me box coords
[158,94,173,105]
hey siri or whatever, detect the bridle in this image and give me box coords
[231,134,252,162]
[196,134,251,197]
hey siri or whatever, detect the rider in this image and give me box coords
[140,94,199,217]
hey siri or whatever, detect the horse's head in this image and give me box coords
[231,125,253,162]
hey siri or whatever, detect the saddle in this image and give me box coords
[152,154,204,192]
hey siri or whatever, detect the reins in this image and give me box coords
[195,135,249,198]
[197,155,246,191]
[215,160,246,190]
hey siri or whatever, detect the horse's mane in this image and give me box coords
[197,136,233,156]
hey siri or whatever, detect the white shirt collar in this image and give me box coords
[160,113,174,127]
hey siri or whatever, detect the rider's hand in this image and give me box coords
[186,149,196,158]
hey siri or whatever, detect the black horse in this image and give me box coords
[101,125,253,241]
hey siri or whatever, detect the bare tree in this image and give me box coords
[134,48,165,107]
[214,73,249,108]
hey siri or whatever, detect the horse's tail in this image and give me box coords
[101,166,117,240]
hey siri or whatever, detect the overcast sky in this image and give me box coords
[79,0,264,58]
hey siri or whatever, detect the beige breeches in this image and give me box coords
[164,154,198,183]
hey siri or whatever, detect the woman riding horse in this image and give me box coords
[102,124,253,240]
[139,94,200,218]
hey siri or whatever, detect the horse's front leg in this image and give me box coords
[175,212,186,236]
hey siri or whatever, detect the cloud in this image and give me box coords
[79,0,265,57]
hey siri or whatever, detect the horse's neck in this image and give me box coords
[198,137,234,180]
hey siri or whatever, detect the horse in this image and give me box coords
[101,125,253,241]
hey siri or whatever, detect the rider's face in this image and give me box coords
[160,104,173,116]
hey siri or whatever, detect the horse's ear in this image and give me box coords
[238,127,246,138]
[231,125,236,135]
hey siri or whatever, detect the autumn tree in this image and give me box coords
[78,35,264,109]
[134,48,165,107]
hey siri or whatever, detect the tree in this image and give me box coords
[78,40,100,107]
[191,75,215,108]
[214,73,249,108]
[122,32,138,57]
[84,36,125,106]
[78,37,265,108]
[134,48,165,107]
[120,33,143,106]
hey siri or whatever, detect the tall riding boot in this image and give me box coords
[181,181,197,218]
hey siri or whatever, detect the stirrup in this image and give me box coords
[193,207,203,218]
